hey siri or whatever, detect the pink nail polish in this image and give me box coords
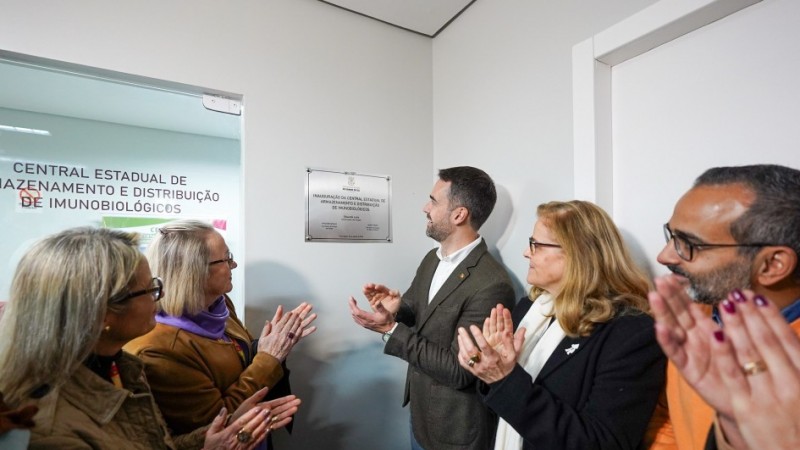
[721,299,736,314]
[731,289,746,303]
[754,295,769,307]
[713,330,725,342]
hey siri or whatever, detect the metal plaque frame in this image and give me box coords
[305,168,392,243]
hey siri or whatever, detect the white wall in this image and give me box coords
[611,0,800,277]
[432,0,659,291]
[0,1,431,449]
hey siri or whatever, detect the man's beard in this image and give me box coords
[667,260,752,305]
[425,215,453,242]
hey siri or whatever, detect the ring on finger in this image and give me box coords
[287,331,296,340]
[742,360,768,376]
[236,428,252,443]
[468,353,481,367]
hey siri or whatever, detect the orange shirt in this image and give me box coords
[649,315,800,450]
[647,361,713,450]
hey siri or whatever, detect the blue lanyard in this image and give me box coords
[782,298,800,323]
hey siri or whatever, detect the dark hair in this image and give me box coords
[694,164,800,279]
[438,166,497,230]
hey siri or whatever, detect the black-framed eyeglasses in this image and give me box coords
[529,237,561,254]
[112,277,163,303]
[209,251,235,268]
[662,223,773,262]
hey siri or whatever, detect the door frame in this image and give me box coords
[571,0,761,214]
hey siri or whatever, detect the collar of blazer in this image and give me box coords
[416,240,489,330]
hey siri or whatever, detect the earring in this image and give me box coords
[104,325,111,332]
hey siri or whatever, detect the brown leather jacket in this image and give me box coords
[29,352,206,449]
[124,297,283,435]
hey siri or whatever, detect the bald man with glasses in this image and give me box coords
[648,164,800,450]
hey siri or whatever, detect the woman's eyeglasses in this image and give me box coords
[112,277,163,303]
[209,251,235,268]
[528,237,561,254]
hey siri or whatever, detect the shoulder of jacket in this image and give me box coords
[612,308,654,325]
[469,252,513,283]
[124,323,186,353]
[598,311,656,340]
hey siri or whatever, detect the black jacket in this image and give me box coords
[481,297,666,450]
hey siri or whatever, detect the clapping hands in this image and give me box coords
[457,304,526,384]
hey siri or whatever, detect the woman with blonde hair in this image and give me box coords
[125,220,315,439]
[0,227,278,449]
[458,200,666,450]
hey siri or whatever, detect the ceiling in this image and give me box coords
[318,0,477,37]
[0,1,478,138]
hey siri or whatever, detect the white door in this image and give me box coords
[609,0,800,276]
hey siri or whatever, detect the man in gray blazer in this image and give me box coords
[350,166,516,450]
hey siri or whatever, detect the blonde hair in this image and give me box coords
[0,227,141,406]
[530,201,650,337]
[148,220,215,316]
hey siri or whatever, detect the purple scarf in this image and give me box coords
[156,296,229,340]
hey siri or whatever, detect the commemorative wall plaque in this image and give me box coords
[305,168,392,242]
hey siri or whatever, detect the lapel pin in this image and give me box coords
[458,273,465,279]
[565,344,579,355]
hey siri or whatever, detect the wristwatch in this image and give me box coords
[382,321,398,342]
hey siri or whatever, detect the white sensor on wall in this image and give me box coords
[202,95,241,116]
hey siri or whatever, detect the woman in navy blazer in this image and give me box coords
[457,200,666,450]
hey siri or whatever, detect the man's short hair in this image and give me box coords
[438,166,497,230]
[694,164,800,279]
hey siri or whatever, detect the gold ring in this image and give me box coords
[468,353,481,367]
[742,360,768,376]
[236,429,252,443]
[271,415,280,424]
